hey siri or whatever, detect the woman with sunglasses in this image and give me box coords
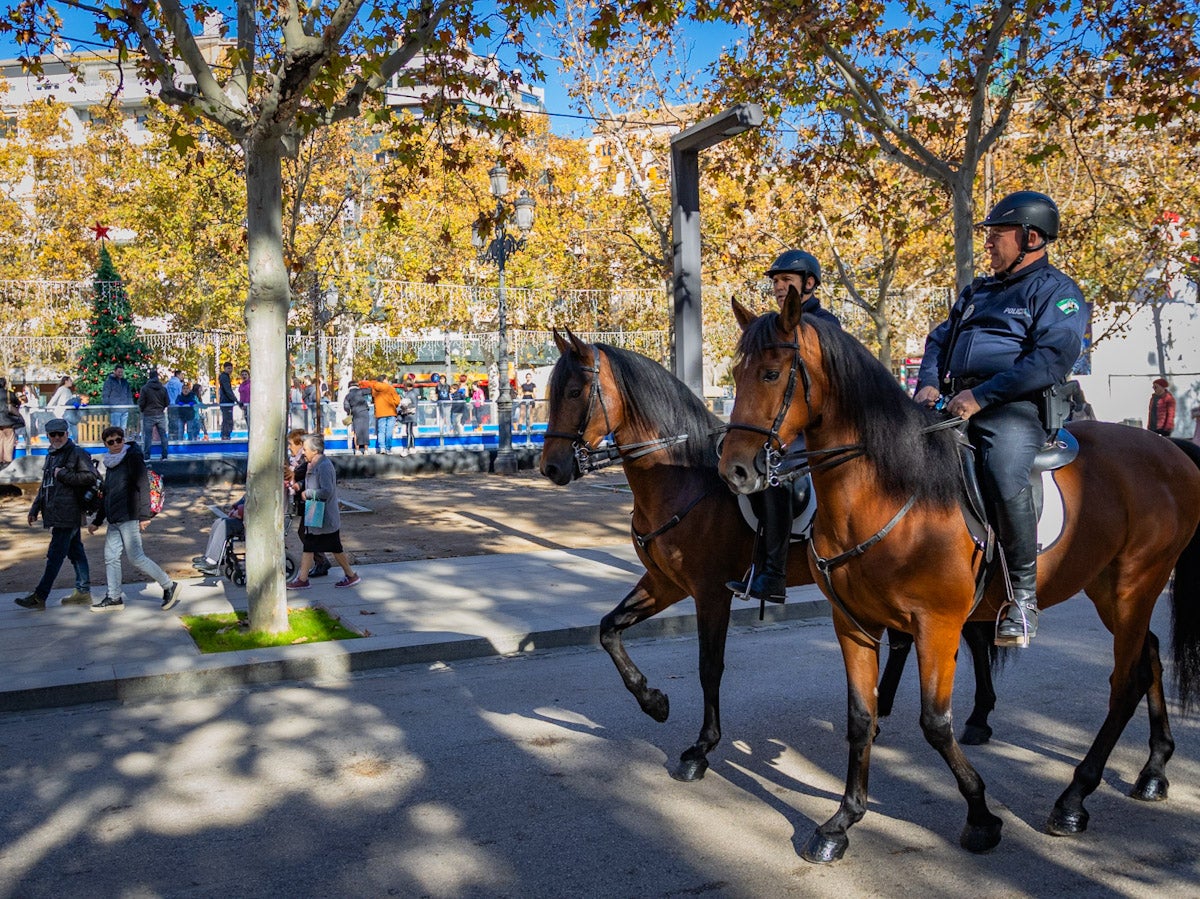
[85,426,181,612]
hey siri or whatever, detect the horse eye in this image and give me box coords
[764,370,781,383]
[568,387,583,399]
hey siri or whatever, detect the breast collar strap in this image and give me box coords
[544,346,688,475]
[809,493,919,646]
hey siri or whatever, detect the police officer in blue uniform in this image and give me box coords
[915,191,1086,645]
[728,249,841,603]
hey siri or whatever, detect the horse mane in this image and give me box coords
[551,342,723,469]
[738,311,960,508]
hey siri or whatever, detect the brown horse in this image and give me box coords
[539,330,821,781]
[717,291,1200,864]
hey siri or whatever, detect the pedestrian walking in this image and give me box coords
[0,376,21,467]
[450,374,468,436]
[218,361,239,440]
[399,374,419,453]
[286,434,360,590]
[176,378,204,441]
[137,368,170,460]
[358,375,400,454]
[286,429,331,576]
[1148,378,1176,436]
[237,369,251,431]
[343,383,371,455]
[165,369,184,440]
[101,364,134,428]
[86,427,181,612]
[14,418,95,610]
[48,376,78,440]
[518,371,537,435]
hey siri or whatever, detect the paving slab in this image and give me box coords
[0,543,829,712]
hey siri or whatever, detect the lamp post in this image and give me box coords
[473,162,535,474]
[669,103,763,395]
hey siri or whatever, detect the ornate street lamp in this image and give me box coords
[473,162,535,474]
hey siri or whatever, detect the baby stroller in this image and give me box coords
[214,509,299,586]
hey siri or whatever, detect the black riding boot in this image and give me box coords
[994,484,1039,645]
[727,485,792,603]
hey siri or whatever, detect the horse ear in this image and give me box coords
[552,328,570,356]
[567,328,592,362]
[731,297,756,331]
[780,285,804,331]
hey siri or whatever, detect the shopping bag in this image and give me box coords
[303,498,326,528]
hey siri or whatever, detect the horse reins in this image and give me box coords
[543,345,689,475]
[722,321,973,646]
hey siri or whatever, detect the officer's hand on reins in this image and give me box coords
[946,389,981,420]
[914,385,941,408]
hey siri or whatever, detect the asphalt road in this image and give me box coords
[1,599,1198,898]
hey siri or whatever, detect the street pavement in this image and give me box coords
[0,543,830,712]
[1,591,1197,897]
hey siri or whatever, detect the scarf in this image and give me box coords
[101,444,130,471]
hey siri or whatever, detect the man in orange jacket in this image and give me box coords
[358,376,401,454]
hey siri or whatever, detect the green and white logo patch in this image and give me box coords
[1056,297,1080,316]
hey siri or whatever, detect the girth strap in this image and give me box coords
[633,489,712,549]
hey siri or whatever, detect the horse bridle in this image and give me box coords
[544,344,688,475]
[721,330,866,486]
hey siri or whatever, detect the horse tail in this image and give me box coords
[1169,438,1200,712]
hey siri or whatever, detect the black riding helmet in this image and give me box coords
[977,191,1059,243]
[766,249,821,287]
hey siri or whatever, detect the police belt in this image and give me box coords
[946,376,986,394]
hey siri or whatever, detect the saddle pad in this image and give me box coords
[737,473,817,542]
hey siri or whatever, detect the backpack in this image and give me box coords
[147,470,165,517]
[78,456,103,516]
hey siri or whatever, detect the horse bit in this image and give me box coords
[543,345,688,475]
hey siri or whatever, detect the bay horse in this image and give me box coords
[717,290,1200,863]
[539,330,1004,777]
[539,330,821,781]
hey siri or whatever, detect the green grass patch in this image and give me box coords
[181,607,363,653]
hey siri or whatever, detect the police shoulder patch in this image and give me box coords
[1056,297,1080,316]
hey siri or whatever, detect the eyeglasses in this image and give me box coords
[105,437,124,446]
[47,431,66,438]
[980,226,1017,241]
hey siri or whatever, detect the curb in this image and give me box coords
[0,598,831,713]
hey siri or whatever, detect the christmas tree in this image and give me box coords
[75,245,154,400]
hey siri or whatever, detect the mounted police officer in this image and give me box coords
[727,249,840,604]
[914,191,1087,645]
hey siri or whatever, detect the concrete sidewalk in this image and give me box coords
[0,544,829,712]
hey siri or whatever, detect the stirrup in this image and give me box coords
[994,600,1038,648]
[726,567,755,602]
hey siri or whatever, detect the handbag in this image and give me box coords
[342,415,353,426]
[303,498,326,528]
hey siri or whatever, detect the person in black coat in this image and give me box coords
[15,417,96,609]
[86,427,180,612]
[727,249,841,605]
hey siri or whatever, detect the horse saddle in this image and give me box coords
[737,473,817,542]
[959,428,1079,556]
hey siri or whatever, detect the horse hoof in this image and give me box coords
[801,831,848,864]
[1131,773,1169,802]
[1045,806,1089,836]
[960,723,993,746]
[641,689,669,723]
[671,755,708,782]
[960,816,1003,853]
